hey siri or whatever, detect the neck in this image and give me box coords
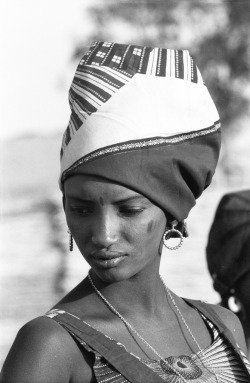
[89,267,168,318]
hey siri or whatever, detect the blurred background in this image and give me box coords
[1,0,250,368]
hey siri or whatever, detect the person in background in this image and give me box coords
[206,190,250,359]
[1,41,250,383]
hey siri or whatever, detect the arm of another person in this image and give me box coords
[210,304,248,355]
[0,317,92,383]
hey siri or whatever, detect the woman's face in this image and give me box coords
[64,175,167,282]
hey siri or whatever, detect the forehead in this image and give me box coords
[64,174,146,201]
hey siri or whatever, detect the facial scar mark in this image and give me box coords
[147,220,154,233]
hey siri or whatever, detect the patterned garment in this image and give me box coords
[59,41,221,222]
[141,314,250,382]
[45,310,250,383]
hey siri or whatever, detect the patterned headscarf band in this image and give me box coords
[60,41,221,221]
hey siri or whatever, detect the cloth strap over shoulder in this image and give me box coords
[184,298,239,345]
[47,301,250,382]
[52,311,165,383]
[184,298,250,377]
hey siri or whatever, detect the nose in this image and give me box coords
[91,211,119,248]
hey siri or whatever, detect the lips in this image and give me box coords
[90,250,126,259]
[90,250,127,268]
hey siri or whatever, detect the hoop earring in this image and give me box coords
[163,221,183,250]
[67,229,73,252]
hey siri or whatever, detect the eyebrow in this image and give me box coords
[113,195,148,204]
[66,196,92,203]
[66,195,148,204]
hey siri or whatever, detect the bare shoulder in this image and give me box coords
[204,302,247,354]
[0,316,93,383]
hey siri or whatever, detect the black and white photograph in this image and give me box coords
[1,1,250,382]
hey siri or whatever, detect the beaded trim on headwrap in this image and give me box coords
[61,122,220,183]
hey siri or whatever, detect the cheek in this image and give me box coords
[129,219,163,248]
[65,211,89,244]
[145,218,166,253]
[146,219,165,235]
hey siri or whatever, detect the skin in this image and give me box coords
[0,175,248,383]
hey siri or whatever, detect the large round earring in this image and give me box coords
[67,229,73,252]
[163,220,183,250]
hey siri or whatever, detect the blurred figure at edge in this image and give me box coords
[207,190,250,359]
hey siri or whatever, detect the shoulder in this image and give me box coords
[13,316,74,355]
[0,316,92,383]
[200,302,247,354]
[200,301,242,331]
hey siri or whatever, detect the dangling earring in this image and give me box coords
[67,229,73,251]
[163,220,183,250]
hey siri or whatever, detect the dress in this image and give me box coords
[45,300,250,383]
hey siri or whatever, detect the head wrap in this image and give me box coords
[206,190,250,298]
[60,41,221,221]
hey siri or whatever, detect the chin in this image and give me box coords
[90,265,137,284]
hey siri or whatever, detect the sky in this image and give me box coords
[0,0,96,140]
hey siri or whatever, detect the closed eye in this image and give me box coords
[118,207,145,216]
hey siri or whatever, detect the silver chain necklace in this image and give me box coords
[88,271,218,382]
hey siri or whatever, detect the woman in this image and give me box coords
[206,190,250,360]
[1,41,250,383]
